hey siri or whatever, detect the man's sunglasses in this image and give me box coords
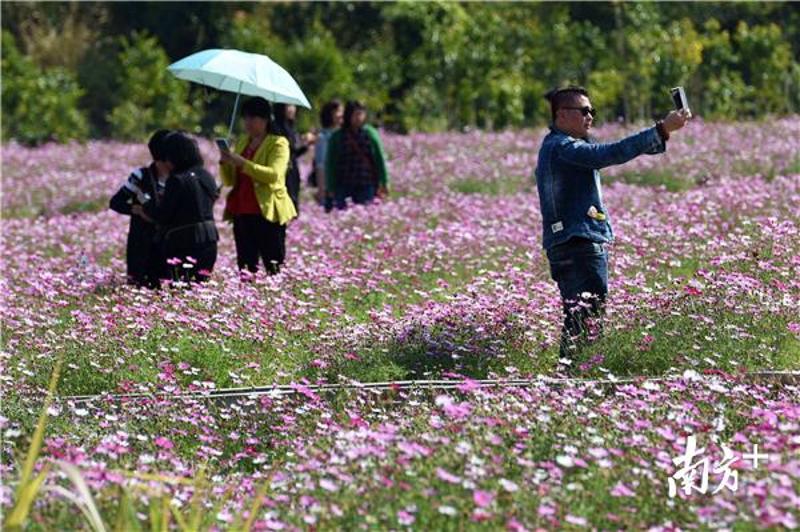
[562,106,596,117]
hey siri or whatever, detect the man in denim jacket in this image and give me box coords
[535,86,690,369]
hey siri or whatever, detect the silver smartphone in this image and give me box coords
[670,86,689,111]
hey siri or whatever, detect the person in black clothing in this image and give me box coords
[272,103,316,214]
[109,129,171,288]
[137,132,219,283]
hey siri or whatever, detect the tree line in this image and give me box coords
[2,1,799,144]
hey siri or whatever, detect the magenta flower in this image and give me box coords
[436,467,462,484]
[473,489,494,508]
[610,482,635,497]
[456,378,480,393]
[153,437,173,450]
[538,503,556,517]
[397,510,415,525]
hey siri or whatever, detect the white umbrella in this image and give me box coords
[168,48,311,137]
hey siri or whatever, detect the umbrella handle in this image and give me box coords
[227,81,243,139]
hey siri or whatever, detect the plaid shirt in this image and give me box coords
[338,128,377,186]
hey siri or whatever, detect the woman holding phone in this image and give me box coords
[219,97,297,275]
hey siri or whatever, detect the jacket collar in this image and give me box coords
[549,124,591,142]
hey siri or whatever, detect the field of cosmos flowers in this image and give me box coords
[2,117,799,529]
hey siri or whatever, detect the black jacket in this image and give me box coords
[272,121,308,210]
[109,163,164,282]
[143,166,219,253]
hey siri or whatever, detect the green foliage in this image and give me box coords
[1,31,89,145]
[696,20,751,119]
[697,18,798,119]
[587,69,626,120]
[605,168,694,192]
[282,30,358,130]
[6,2,105,71]
[383,3,523,130]
[734,22,796,115]
[224,15,355,131]
[77,37,124,138]
[223,10,284,57]
[106,31,201,141]
[2,3,800,140]
[3,355,62,531]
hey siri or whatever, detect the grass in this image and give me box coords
[606,168,694,192]
[732,154,800,181]
[315,316,548,383]
[7,236,797,401]
[6,355,795,530]
[448,175,531,196]
[3,356,63,531]
[58,197,109,216]
[2,196,109,220]
[574,308,799,378]
[783,154,800,175]
[4,130,800,530]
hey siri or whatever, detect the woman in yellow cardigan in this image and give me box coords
[219,97,297,275]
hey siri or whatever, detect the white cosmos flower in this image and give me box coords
[438,505,457,516]
[500,478,519,492]
[556,455,575,468]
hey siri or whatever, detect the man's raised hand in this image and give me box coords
[663,108,692,133]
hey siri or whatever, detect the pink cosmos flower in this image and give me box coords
[473,489,494,508]
[471,508,492,522]
[435,467,461,484]
[153,436,173,449]
[435,395,473,419]
[565,515,588,527]
[538,504,556,517]
[506,518,528,532]
[319,478,338,492]
[610,482,635,497]
[457,378,480,393]
[397,510,415,525]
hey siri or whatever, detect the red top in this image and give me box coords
[225,142,261,216]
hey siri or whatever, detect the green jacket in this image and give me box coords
[220,134,297,225]
[325,125,389,191]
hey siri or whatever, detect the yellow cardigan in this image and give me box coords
[220,135,297,225]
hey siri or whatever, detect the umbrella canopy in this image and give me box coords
[168,48,311,138]
[168,48,311,109]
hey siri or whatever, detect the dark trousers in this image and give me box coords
[546,238,608,360]
[287,167,300,215]
[126,225,163,289]
[128,244,166,289]
[331,184,377,211]
[164,241,217,283]
[232,214,286,274]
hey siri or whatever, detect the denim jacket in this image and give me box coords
[535,125,666,250]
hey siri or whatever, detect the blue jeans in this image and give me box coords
[546,238,608,360]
